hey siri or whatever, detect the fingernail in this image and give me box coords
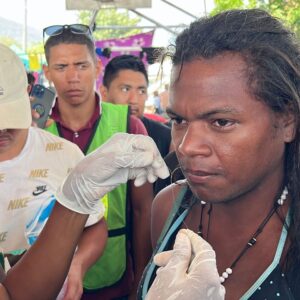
[175,231,188,244]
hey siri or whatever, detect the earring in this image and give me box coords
[171,165,184,184]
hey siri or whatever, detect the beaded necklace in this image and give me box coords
[197,187,288,283]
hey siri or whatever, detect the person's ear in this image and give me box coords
[282,112,296,143]
[95,57,102,78]
[43,64,50,81]
[99,85,108,102]
[27,84,32,95]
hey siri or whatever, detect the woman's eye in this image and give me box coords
[213,119,234,128]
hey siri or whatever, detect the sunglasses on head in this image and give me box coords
[43,24,93,44]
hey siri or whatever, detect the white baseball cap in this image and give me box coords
[0,43,32,130]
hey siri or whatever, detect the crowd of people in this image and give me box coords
[1,7,300,300]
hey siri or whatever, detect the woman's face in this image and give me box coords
[167,53,294,203]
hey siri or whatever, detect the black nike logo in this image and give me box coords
[32,185,47,196]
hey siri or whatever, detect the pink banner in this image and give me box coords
[95,31,154,87]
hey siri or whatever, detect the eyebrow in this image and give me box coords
[166,107,240,119]
[119,84,147,89]
[74,61,90,66]
[53,60,89,67]
[53,63,68,67]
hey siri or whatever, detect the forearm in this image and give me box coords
[70,218,108,277]
[0,284,9,300]
[0,268,9,300]
[131,183,153,294]
[2,202,88,300]
[132,210,152,282]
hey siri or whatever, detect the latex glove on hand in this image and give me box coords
[146,229,225,300]
[56,133,169,215]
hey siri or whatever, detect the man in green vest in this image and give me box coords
[41,24,154,299]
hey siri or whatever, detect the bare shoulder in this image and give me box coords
[151,180,187,248]
[152,181,185,213]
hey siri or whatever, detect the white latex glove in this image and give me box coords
[146,229,225,300]
[56,133,169,215]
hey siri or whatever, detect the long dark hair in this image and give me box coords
[166,8,300,284]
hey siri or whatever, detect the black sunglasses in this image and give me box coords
[43,24,93,44]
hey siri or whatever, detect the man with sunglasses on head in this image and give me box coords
[42,24,154,300]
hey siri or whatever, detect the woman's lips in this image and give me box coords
[184,169,218,184]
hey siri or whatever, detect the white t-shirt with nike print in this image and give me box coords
[0,127,101,253]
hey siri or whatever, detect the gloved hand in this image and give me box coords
[56,133,169,215]
[146,229,225,300]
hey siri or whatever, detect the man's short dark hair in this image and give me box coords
[44,28,97,63]
[103,55,149,88]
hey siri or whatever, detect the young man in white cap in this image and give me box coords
[0,43,108,300]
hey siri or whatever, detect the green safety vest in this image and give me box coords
[46,101,130,290]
